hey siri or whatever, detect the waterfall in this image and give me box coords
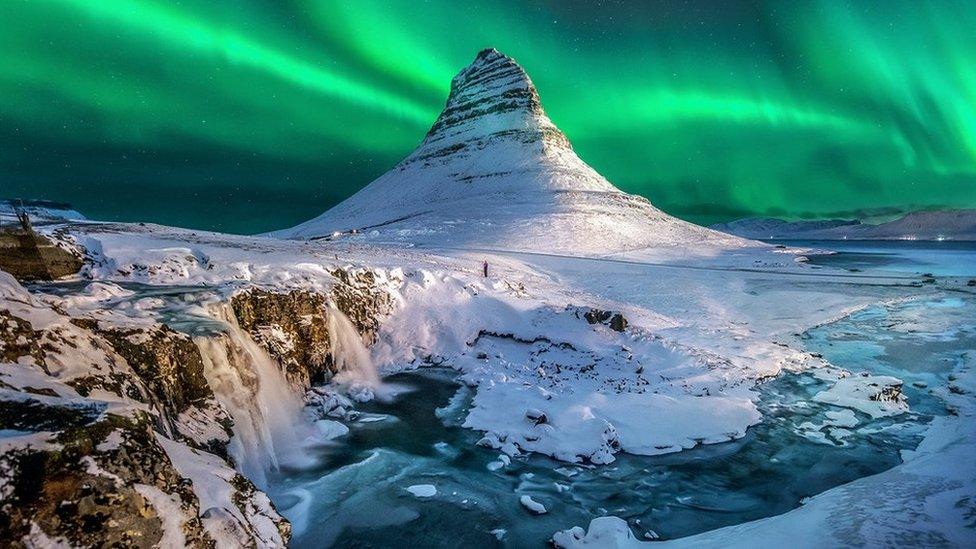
[326,305,385,400]
[193,303,313,489]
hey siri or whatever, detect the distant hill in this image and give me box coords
[711,210,976,241]
[0,198,87,224]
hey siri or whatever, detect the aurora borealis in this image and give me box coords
[2,0,974,233]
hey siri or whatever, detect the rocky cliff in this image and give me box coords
[0,229,83,281]
[231,268,394,387]
[0,265,392,547]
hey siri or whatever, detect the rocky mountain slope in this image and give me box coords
[273,49,746,256]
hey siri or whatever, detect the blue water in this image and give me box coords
[784,239,976,277]
[271,292,976,548]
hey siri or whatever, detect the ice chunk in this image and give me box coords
[406,484,437,498]
[314,419,350,440]
[520,495,547,514]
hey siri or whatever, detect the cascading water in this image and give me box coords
[193,303,313,488]
[326,304,385,400]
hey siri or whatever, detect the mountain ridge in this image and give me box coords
[711,209,976,241]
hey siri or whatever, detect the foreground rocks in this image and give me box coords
[1,412,210,548]
[0,266,390,547]
[580,308,629,332]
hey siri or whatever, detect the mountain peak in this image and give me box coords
[423,48,556,147]
[275,49,744,255]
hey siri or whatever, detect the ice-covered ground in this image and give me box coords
[8,218,970,546]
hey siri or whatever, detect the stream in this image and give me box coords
[269,290,974,547]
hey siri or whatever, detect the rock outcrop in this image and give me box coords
[581,308,629,333]
[0,263,394,546]
[0,229,83,281]
[231,268,393,386]
[0,271,288,545]
[1,412,210,548]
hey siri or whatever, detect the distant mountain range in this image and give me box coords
[710,210,976,241]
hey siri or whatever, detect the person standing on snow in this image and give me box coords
[483,260,489,278]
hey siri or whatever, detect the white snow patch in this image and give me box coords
[520,495,547,514]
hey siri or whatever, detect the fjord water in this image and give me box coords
[790,239,976,277]
[268,248,976,547]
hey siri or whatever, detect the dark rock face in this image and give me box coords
[583,309,613,325]
[328,268,393,342]
[96,324,213,418]
[0,397,103,431]
[0,412,210,548]
[232,288,332,386]
[0,230,83,282]
[609,314,628,333]
[0,310,46,365]
[581,308,629,332]
[232,268,393,386]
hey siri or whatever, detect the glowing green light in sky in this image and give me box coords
[1,0,973,233]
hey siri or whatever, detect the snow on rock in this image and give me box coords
[158,435,289,547]
[314,419,350,440]
[553,517,643,548]
[520,494,548,514]
[813,373,908,418]
[406,484,437,498]
[464,381,760,463]
[133,483,189,548]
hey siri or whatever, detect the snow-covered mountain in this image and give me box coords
[274,49,745,255]
[712,210,976,241]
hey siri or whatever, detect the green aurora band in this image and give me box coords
[1,0,974,233]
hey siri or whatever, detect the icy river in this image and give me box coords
[259,242,976,548]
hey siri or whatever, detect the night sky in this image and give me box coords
[2,0,974,234]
